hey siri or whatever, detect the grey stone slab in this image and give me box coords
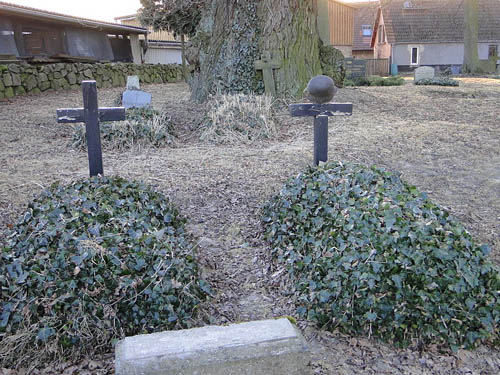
[126,75,140,90]
[115,318,310,375]
[122,89,152,109]
[414,66,435,82]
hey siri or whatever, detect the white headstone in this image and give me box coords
[122,90,152,109]
[414,66,435,82]
[126,76,140,91]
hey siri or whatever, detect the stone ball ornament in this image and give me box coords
[303,75,338,104]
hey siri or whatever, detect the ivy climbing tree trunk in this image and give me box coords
[188,0,322,102]
[463,0,480,73]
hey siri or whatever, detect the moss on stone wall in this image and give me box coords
[0,63,183,100]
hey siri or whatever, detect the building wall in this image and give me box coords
[120,18,177,42]
[145,46,182,65]
[317,0,354,47]
[65,29,115,61]
[352,50,374,59]
[0,17,19,56]
[392,42,499,66]
[334,45,352,58]
[373,11,391,60]
[328,0,354,46]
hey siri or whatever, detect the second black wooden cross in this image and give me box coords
[57,80,125,177]
[290,75,353,166]
[290,102,353,166]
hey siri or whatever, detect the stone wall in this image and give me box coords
[0,62,183,100]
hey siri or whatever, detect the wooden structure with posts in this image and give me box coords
[317,0,355,57]
[0,1,147,64]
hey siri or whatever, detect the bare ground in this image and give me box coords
[0,78,499,374]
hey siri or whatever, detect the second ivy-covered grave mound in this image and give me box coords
[0,176,210,367]
[262,162,499,350]
[71,107,174,150]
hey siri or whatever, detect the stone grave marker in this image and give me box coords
[254,52,281,96]
[414,66,435,82]
[345,58,366,78]
[115,318,310,375]
[122,75,152,108]
[126,75,140,90]
[57,80,125,176]
[290,75,352,166]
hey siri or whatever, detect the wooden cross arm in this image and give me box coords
[289,103,353,117]
[57,107,126,123]
[254,59,281,70]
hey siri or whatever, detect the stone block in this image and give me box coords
[11,73,21,86]
[67,72,77,85]
[0,79,4,91]
[3,73,12,87]
[115,318,310,375]
[39,81,51,91]
[25,75,38,91]
[414,66,435,82]
[8,64,20,73]
[4,86,14,98]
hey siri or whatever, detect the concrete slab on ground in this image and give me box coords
[115,318,310,375]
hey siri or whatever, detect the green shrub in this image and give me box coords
[71,107,174,150]
[344,76,404,87]
[319,45,346,88]
[0,176,210,366]
[262,162,499,350]
[199,93,277,144]
[415,77,459,86]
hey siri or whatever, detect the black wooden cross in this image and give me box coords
[56,81,125,177]
[290,76,352,166]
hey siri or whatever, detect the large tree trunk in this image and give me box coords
[188,0,321,102]
[463,0,480,73]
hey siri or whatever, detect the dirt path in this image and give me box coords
[1,79,499,374]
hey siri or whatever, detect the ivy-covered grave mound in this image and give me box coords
[415,77,459,86]
[0,176,210,366]
[72,107,174,150]
[344,75,405,87]
[262,162,499,350]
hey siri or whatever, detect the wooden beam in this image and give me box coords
[289,103,353,117]
[57,107,126,123]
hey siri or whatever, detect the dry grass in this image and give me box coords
[199,93,277,144]
[1,78,499,374]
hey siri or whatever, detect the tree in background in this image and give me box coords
[141,0,322,102]
[463,0,480,73]
[139,0,204,81]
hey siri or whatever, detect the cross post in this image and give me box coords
[254,52,281,96]
[56,80,125,177]
[290,102,353,165]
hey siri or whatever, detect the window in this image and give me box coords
[488,44,498,58]
[362,25,372,37]
[411,47,419,65]
[378,25,385,44]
